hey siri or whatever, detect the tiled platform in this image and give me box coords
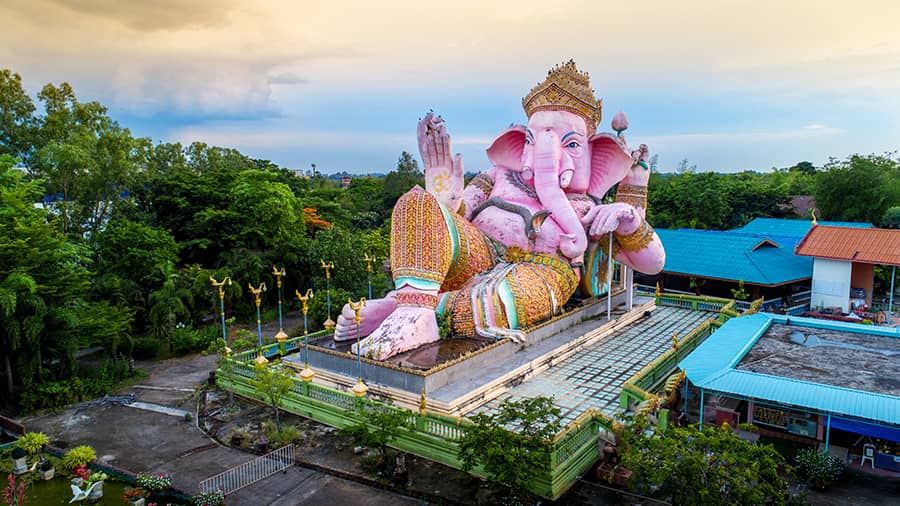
[469,306,715,425]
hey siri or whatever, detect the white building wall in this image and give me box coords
[810,258,852,312]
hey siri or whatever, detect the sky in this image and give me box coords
[2,0,899,174]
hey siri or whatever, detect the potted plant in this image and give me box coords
[10,448,27,475]
[72,465,90,487]
[136,471,172,501]
[86,470,107,500]
[123,486,146,506]
[37,459,54,480]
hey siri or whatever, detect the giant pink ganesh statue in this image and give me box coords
[335,61,665,359]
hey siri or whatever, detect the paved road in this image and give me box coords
[20,353,423,505]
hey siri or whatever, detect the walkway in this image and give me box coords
[470,305,715,424]
[20,353,422,505]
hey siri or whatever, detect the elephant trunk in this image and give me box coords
[532,130,587,260]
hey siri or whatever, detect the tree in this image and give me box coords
[249,362,294,431]
[881,206,900,229]
[618,422,793,505]
[0,69,36,160]
[340,401,413,471]
[147,262,192,346]
[815,154,900,224]
[457,397,562,494]
[380,151,423,217]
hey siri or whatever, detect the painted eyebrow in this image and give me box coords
[561,131,584,142]
[525,128,535,139]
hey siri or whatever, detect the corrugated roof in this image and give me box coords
[734,218,873,245]
[795,226,900,266]
[679,314,900,426]
[657,229,812,286]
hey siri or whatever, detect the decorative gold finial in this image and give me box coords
[320,259,334,279]
[810,207,818,226]
[419,387,427,416]
[364,253,376,273]
[672,332,679,350]
[522,60,603,135]
[655,282,661,297]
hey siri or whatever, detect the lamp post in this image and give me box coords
[272,266,288,342]
[348,297,368,396]
[320,259,335,329]
[209,276,233,354]
[249,282,268,365]
[295,288,314,381]
[364,253,376,300]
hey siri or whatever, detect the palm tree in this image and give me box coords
[147,262,192,351]
[0,272,47,396]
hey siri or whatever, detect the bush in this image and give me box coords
[795,448,844,489]
[62,445,96,472]
[194,490,225,506]
[172,325,218,355]
[16,432,49,456]
[19,380,75,412]
[136,471,172,491]
[132,337,162,359]
[265,425,302,448]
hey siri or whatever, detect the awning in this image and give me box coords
[830,417,900,443]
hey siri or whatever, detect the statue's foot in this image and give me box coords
[334,294,397,342]
[351,306,439,360]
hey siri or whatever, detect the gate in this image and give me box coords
[199,444,294,495]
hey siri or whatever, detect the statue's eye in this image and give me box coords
[525,138,533,145]
[566,141,579,148]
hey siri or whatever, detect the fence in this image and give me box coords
[199,444,294,496]
[216,292,742,500]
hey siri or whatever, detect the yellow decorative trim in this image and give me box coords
[615,219,655,252]
[522,60,603,136]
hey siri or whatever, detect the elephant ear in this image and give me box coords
[587,133,633,200]
[486,125,527,170]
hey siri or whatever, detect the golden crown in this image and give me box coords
[522,60,603,135]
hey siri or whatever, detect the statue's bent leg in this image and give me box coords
[352,187,497,359]
[446,255,579,339]
[391,186,498,292]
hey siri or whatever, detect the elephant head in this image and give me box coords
[486,110,634,260]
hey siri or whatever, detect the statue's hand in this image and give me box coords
[581,203,641,239]
[419,111,464,213]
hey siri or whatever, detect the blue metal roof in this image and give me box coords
[656,229,812,285]
[733,218,873,244]
[679,314,900,426]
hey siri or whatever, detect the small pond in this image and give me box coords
[20,478,131,505]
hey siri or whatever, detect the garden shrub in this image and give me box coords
[172,325,218,355]
[265,424,302,447]
[16,432,49,456]
[132,337,162,359]
[62,445,96,472]
[795,447,844,489]
[19,380,75,412]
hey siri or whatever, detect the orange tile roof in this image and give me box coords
[795,226,900,266]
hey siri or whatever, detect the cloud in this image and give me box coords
[637,125,844,146]
[39,0,237,31]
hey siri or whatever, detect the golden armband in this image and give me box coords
[615,218,655,252]
[615,183,647,210]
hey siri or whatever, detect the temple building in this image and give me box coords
[680,313,900,474]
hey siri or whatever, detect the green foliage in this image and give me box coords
[457,397,562,492]
[794,448,844,489]
[132,337,161,360]
[16,432,49,456]
[882,206,900,229]
[815,154,900,224]
[340,401,413,470]
[730,280,750,301]
[170,325,218,356]
[193,490,225,506]
[248,362,294,430]
[62,445,96,472]
[618,422,793,505]
[264,423,303,447]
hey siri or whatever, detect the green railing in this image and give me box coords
[219,347,611,499]
[216,297,754,499]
